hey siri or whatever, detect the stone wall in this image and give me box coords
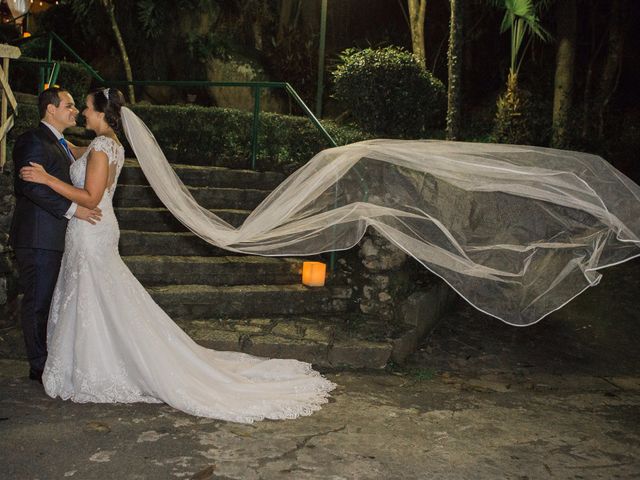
[349,229,459,363]
[0,153,18,329]
[356,229,414,321]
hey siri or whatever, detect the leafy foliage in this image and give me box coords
[9,57,92,105]
[489,0,551,76]
[332,46,446,138]
[489,0,551,144]
[10,100,368,174]
[183,32,232,62]
[136,0,167,39]
[128,104,369,173]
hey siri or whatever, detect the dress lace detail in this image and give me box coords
[43,135,335,423]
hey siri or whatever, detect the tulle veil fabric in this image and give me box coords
[121,107,640,327]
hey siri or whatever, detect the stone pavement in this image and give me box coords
[1,260,639,479]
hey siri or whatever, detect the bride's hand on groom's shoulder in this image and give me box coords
[20,162,51,185]
[75,206,102,225]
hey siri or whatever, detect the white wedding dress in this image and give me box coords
[42,136,336,423]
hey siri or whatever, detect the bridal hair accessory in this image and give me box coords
[103,88,110,100]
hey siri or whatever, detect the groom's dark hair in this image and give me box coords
[38,87,70,119]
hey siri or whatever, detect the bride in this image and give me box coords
[18,88,336,423]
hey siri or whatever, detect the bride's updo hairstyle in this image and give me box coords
[90,87,125,130]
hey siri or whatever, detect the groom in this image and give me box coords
[9,87,102,384]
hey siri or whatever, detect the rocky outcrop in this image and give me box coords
[204,54,285,113]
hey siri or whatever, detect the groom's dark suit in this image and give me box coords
[9,123,74,379]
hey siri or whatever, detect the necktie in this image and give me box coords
[59,137,73,161]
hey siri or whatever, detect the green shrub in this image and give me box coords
[332,46,446,138]
[492,89,552,147]
[491,70,554,147]
[128,103,370,173]
[10,57,92,104]
[9,103,39,140]
[9,102,369,174]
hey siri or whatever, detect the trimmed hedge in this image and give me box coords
[333,46,446,138]
[9,102,369,174]
[10,103,39,139]
[124,104,369,173]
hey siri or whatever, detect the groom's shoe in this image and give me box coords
[28,370,43,384]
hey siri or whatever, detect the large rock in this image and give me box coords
[205,54,285,113]
[390,282,459,364]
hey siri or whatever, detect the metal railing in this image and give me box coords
[105,79,338,170]
[10,57,59,93]
[10,31,370,270]
[11,32,338,169]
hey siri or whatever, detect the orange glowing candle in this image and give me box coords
[302,261,326,287]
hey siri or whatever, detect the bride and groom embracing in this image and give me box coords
[10,84,640,422]
[10,87,336,424]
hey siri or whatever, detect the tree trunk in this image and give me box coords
[594,0,626,139]
[446,0,463,140]
[581,4,606,140]
[102,0,135,104]
[407,0,427,68]
[551,0,577,148]
[277,0,297,45]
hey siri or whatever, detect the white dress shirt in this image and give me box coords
[40,121,78,219]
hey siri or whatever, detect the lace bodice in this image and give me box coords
[70,135,125,200]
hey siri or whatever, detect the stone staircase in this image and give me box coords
[0,95,429,369]
[108,156,397,369]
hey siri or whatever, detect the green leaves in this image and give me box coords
[62,0,98,20]
[333,46,446,137]
[136,0,169,39]
[490,0,551,75]
[127,103,369,173]
[9,57,92,106]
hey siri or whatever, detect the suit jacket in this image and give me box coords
[9,123,74,252]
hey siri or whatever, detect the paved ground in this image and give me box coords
[1,260,639,479]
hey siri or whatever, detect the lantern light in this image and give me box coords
[302,262,326,287]
[22,32,31,38]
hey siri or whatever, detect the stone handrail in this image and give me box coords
[0,43,21,171]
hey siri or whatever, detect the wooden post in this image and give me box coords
[1,58,8,170]
[0,44,21,172]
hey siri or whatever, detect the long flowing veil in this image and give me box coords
[121,107,640,326]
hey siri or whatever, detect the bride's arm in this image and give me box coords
[20,149,109,209]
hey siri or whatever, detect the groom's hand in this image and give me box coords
[75,206,102,224]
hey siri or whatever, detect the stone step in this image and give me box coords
[119,159,285,190]
[0,313,401,369]
[119,230,229,256]
[148,284,352,319]
[113,184,269,210]
[175,317,396,369]
[115,207,248,231]
[123,255,302,286]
